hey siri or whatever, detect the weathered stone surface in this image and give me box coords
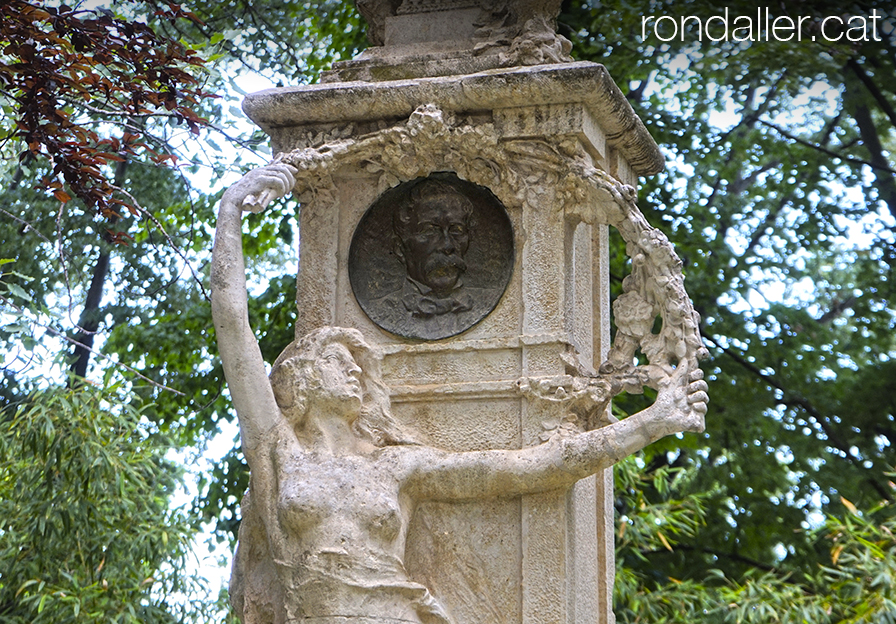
[222,92,705,622]
[215,4,708,622]
[212,166,709,622]
[211,126,708,623]
[266,103,703,380]
[353,0,571,70]
[384,8,480,46]
[245,62,665,177]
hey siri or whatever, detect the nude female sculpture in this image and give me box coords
[211,164,709,624]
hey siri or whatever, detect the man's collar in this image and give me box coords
[401,276,473,318]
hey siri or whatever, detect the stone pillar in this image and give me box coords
[242,3,664,623]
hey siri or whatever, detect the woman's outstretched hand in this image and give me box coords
[654,364,709,434]
[223,162,298,213]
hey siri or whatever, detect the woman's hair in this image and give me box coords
[234,327,419,622]
[268,326,417,446]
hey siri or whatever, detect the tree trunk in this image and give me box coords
[68,158,128,379]
[846,63,896,223]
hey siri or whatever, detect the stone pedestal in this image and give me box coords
[242,5,665,623]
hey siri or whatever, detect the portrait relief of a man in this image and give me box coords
[349,174,514,340]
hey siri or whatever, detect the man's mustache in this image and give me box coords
[423,252,466,279]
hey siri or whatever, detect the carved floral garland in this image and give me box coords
[280,104,708,427]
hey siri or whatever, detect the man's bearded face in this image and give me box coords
[399,196,471,295]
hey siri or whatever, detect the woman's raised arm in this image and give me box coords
[211,164,296,457]
[403,365,708,502]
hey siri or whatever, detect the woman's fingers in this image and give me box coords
[240,164,298,212]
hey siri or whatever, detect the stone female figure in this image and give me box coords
[211,164,708,624]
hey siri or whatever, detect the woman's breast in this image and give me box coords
[277,457,404,544]
[277,475,334,533]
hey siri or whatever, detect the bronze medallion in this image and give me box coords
[349,173,514,341]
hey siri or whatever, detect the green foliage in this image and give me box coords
[551,0,896,615]
[615,455,710,564]
[824,501,896,622]
[2,0,896,619]
[560,0,896,586]
[617,472,896,623]
[0,384,207,623]
[154,0,367,85]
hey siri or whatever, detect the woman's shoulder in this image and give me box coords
[260,419,304,460]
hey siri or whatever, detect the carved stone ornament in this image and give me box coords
[214,103,710,624]
[353,0,572,66]
[280,103,708,392]
[349,173,514,340]
[396,0,478,13]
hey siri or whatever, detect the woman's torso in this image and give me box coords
[271,443,447,623]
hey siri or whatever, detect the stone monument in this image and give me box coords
[210,2,709,623]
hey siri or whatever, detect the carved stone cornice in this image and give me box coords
[244,62,665,177]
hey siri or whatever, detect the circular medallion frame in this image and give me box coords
[349,172,514,341]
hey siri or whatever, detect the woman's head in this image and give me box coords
[269,327,416,446]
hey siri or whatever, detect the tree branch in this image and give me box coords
[845,82,896,222]
[703,74,786,223]
[69,155,129,379]
[0,294,185,395]
[758,120,896,176]
[701,332,893,502]
[0,208,52,245]
[847,58,896,130]
[110,185,210,302]
[635,545,777,572]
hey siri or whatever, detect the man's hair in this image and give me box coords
[393,178,476,243]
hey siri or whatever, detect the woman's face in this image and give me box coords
[315,342,364,411]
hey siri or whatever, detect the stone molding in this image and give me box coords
[244,62,664,177]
